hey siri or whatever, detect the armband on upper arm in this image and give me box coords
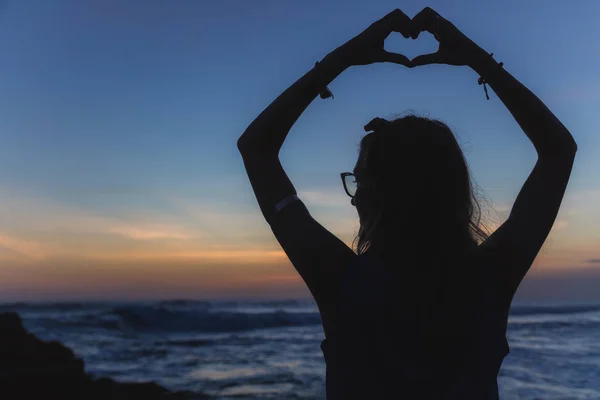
[274,195,300,212]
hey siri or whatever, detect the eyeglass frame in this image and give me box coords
[341,171,379,198]
[340,172,359,198]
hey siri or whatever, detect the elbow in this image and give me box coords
[564,139,578,155]
[558,132,578,154]
[237,140,260,159]
[237,131,259,153]
[236,138,247,153]
[564,133,578,153]
[237,135,278,159]
[237,135,254,155]
[537,139,578,158]
[562,141,578,155]
[237,139,266,161]
[237,132,248,151]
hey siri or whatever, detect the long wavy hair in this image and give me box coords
[350,114,495,352]
[352,114,491,258]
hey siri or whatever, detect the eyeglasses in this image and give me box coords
[341,172,358,198]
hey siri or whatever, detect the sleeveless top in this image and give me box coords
[320,251,510,400]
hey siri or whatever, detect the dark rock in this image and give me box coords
[0,312,206,400]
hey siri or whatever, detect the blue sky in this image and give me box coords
[0,0,599,302]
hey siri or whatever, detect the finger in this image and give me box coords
[378,51,412,67]
[382,8,410,25]
[390,9,413,38]
[411,52,445,67]
[411,7,441,39]
[379,8,412,38]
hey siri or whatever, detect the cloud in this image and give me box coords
[165,196,270,241]
[0,186,204,240]
[585,259,600,264]
[0,187,289,261]
[299,190,349,208]
[0,254,308,302]
[108,224,194,240]
[0,233,45,260]
[83,246,287,263]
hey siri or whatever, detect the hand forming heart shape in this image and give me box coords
[328,7,488,69]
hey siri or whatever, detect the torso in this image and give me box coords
[320,249,510,399]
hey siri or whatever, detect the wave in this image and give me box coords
[156,299,215,309]
[112,305,322,333]
[0,299,309,313]
[0,302,100,312]
[11,301,600,335]
[22,305,321,334]
[159,339,216,347]
[510,304,600,316]
[509,319,600,331]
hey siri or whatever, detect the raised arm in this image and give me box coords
[236,10,413,329]
[238,11,411,222]
[237,9,412,176]
[475,53,577,300]
[410,8,577,305]
[473,55,577,302]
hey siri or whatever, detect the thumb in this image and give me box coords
[378,50,412,67]
[411,52,445,67]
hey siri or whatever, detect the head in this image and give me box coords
[349,114,491,261]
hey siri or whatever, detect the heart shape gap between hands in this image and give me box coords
[384,31,439,63]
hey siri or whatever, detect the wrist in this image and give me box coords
[310,52,349,100]
[321,50,352,72]
[469,49,501,76]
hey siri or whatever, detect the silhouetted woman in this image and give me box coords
[238,7,577,400]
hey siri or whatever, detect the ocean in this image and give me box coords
[3,299,600,400]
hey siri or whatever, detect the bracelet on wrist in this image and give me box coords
[314,61,335,99]
[476,52,504,100]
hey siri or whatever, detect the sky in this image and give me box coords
[0,0,599,302]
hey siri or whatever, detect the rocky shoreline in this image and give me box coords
[0,312,211,400]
